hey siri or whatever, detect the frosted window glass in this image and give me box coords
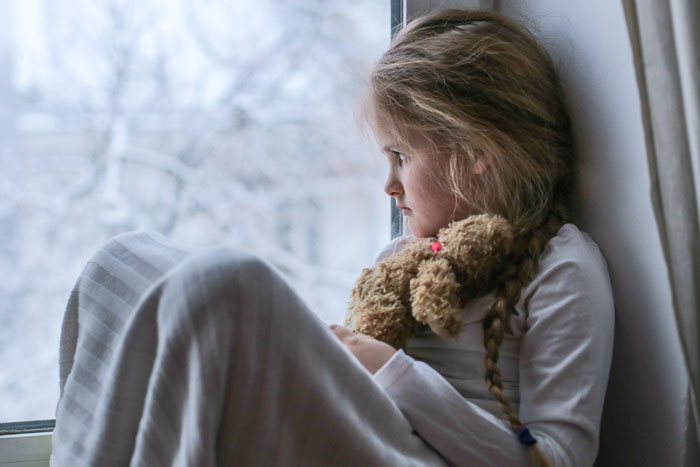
[0,0,390,423]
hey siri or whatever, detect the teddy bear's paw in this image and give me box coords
[347,294,419,348]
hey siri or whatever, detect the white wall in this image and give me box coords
[408,0,697,465]
[495,1,695,465]
[495,2,692,465]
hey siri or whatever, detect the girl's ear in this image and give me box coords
[473,157,488,175]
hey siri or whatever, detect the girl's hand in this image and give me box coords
[329,324,397,374]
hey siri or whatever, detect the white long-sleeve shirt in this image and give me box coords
[372,224,615,466]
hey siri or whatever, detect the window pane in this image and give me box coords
[0,0,389,423]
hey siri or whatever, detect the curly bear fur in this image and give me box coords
[345,214,514,349]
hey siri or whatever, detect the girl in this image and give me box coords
[52,8,613,467]
[330,8,614,467]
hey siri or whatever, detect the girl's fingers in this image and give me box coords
[329,323,355,340]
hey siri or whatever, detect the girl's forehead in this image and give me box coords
[373,124,402,149]
[372,120,438,154]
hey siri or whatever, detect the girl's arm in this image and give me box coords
[373,235,615,467]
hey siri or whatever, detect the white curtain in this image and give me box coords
[622,0,700,449]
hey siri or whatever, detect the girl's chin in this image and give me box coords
[406,221,438,238]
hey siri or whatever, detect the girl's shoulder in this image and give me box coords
[530,223,611,289]
[544,223,605,260]
[515,223,614,325]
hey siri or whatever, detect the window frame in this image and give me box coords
[390,0,404,239]
[0,421,54,467]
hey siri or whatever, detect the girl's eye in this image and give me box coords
[393,151,407,164]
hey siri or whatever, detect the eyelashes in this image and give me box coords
[391,150,407,165]
[382,145,408,167]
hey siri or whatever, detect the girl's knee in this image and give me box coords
[161,247,283,322]
[187,247,277,290]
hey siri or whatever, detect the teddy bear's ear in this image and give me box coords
[438,214,514,285]
[410,258,462,339]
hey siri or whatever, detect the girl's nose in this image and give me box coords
[384,170,403,197]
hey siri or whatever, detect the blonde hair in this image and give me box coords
[369,9,576,467]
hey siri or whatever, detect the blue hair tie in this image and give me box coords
[518,426,537,446]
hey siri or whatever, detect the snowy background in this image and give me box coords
[0,0,390,423]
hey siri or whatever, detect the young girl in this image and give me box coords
[330,8,614,467]
[52,9,613,467]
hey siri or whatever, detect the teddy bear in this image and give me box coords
[345,213,514,349]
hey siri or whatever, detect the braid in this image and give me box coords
[482,208,565,467]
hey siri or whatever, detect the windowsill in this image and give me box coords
[0,432,52,467]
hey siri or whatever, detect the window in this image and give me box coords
[0,0,389,425]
